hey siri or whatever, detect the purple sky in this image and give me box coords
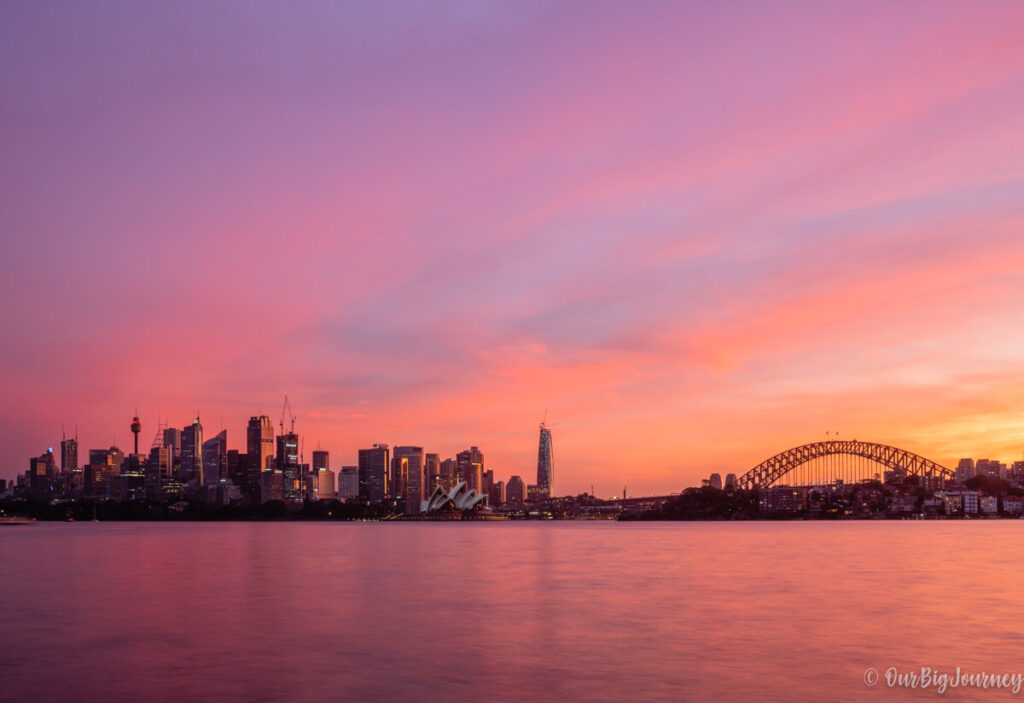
[3,1,1024,495]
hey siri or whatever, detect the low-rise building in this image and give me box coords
[888,495,917,514]
[758,487,804,514]
[1003,496,1024,516]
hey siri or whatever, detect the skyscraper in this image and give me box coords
[391,456,408,503]
[246,416,274,504]
[424,453,440,494]
[226,449,245,488]
[393,446,424,514]
[311,450,330,501]
[490,479,505,507]
[29,450,55,501]
[506,475,526,503]
[316,468,336,500]
[180,417,204,485]
[162,427,181,455]
[60,433,78,473]
[440,458,458,492]
[144,446,170,500]
[202,430,227,487]
[338,466,359,500]
[537,423,554,497]
[312,450,329,473]
[457,446,483,493]
[276,432,300,502]
[358,444,389,503]
[60,431,78,495]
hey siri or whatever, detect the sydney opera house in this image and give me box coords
[421,481,488,513]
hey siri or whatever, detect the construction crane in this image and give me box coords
[280,394,296,435]
[540,408,561,430]
[149,415,168,451]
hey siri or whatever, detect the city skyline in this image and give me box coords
[13,402,1024,500]
[4,2,1024,495]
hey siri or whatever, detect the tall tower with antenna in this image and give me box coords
[130,412,142,455]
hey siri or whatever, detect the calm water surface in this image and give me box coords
[1,521,1022,702]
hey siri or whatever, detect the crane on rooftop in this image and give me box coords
[280,394,296,435]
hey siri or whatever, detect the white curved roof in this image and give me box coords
[419,481,488,512]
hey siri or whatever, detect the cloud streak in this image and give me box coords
[2,1,1024,494]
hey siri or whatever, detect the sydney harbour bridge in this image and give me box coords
[734,439,953,490]
[610,439,955,509]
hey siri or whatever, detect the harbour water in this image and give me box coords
[1,521,1022,701]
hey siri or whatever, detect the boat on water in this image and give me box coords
[0,516,35,526]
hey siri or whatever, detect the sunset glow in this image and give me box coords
[3,1,1024,494]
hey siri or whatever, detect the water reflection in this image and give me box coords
[1,521,1022,701]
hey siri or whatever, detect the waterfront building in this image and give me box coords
[440,458,458,492]
[490,479,505,507]
[980,495,999,514]
[888,494,918,514]
[457,447,483,494]
[424,453,440,494]
[338,466,359,500]
[1003,496,1023,515]
[506,475,526,503]
[758,487,804,513]
[246,415,274,504]
[358,444,389,503]
[393,446,424,514]
[919,497,941,515]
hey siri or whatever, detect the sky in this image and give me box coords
[2,1,1024,496]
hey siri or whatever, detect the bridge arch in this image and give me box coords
[736,440,953,490]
